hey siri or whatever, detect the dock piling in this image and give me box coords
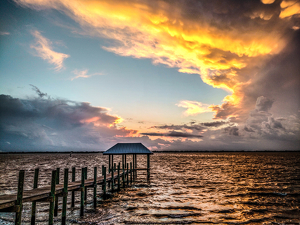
[117,163,120,191]
[15,170,25,225]
[80,168,85,217]
[102,166,107,199]
[54,168,60,217]
[49,170,57,225]
[130,162,132,184]
[71,167,75,208]
[93,167,97,209]
[122,162,125,188]
[111,161,114,193]
[84,167,87,201]
[126,163,129,186]
[31,168,39,225]
[62,168,68,225]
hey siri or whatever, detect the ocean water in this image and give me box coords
[0,152,299,224]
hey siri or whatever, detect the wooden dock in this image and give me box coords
[0,164,148,225]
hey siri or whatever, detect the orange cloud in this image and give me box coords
[17,0,294,120]
[261,0,276,4]
[176,100,211,116]
[31,30,69,71]
[280,0,300,18]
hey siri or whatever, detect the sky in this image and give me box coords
[0,0,300,152]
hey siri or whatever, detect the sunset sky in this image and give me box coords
[1,0,300,151]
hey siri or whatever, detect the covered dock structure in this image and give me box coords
[103,143,153,182]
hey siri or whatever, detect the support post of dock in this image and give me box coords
[130,162,132,184]
[54,168,60,217]
[93,167,97,209]
[132,155,135,182]
[15,170,25,225]
[147,154,150,182]
[126,163,129,186]
[109,155,111,173]
[111,156,114,192]
[125,155,127,168]
[122,162,125,188]
[117,163,120,191]
[134,154,137,180]
[62,168,68,225]
[84,167,87,201]
[31,168,39,225]
[49,170,57,225]
[80,168,85,217]
[102,166,106,199]
[71,167,75,208]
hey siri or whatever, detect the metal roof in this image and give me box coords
[103,143,153,155]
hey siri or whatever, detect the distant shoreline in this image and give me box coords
[0,150,299,154]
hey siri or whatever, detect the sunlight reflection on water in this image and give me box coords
[0,152,300,224]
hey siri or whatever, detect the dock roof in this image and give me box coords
[103,143,153,155]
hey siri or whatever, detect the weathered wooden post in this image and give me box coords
[49,170,57,225]
[108,156,111,188]
[102,166,106,199]
[122,161,125,188]
[126,163,129,186]
[134,154,137,180]
[114,163,116,189]
[93,167,97,209]
[117,163,120,191]
[125,154,127,168]
[147,154,150,182]
[80,168,85,217]
[132,155,135,182]
[54,168,60,217]
[109,155,111,172]
[111,158,114,192]
[130,162,133,184]
[71,167,75,208]
[84,167,87,201]
[62,168,68,225]
[15,170,25,225]
[31,168,39,225]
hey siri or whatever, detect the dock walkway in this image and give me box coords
[0,165,147,225]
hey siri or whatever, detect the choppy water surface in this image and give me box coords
[0,152,300,224]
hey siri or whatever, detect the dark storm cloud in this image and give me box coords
[152,121,228,131]
[140,131,203,138]
[243,96,300,142]
[0,91,137,151]
[224,126,239,136]
[255,96,274,112]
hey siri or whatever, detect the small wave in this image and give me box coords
[227,192,288,198]
[152,212,201,218]
[164,205,201,211]
[214,209,235,214]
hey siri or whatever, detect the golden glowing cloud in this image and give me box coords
[17,0,294,120]
[31,30,69,71]
[280,0,300,18]
[261,0,276,4]
[176,101,211,116]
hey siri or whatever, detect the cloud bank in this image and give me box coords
[7,0,300,151]
[0,91,137,151]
